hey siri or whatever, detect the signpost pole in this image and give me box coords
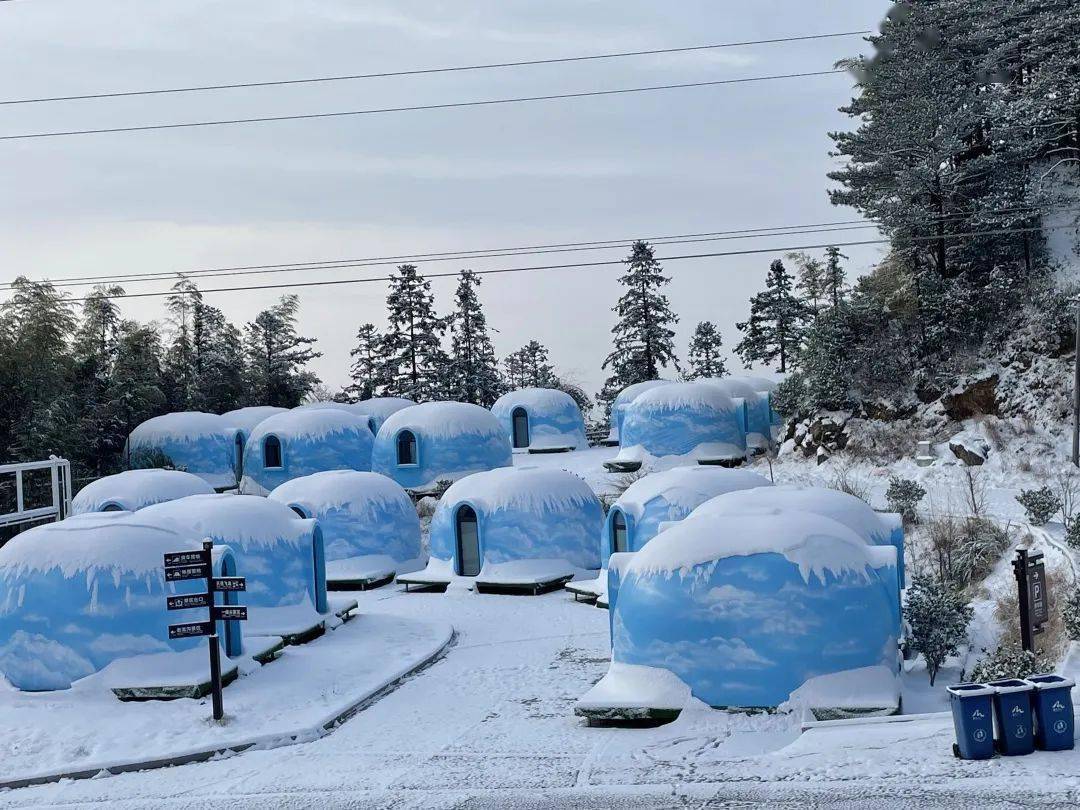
[1014,549,1033,653]
[204,540,224,721]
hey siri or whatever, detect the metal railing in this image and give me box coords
[0,456,72,529]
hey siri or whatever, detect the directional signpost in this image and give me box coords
[163,540,247,720]
[1013,549,1050,653]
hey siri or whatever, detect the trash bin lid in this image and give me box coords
[946,683,995,698]
[987,678,1034,694]
[1026,674,1076,691]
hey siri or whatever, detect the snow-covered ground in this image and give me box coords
[2,587,1079,808]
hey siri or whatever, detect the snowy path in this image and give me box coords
[4,587,1080,808]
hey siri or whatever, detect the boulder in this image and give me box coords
[948,434,990,467]
[942,375,999,421]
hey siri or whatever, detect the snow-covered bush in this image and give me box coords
[904,574,972,686]
[970,642,1051,683]
[828,461,871,503]
[771,372,805,419]
[887,477,926,524]
[1064,589,1080,641]
[1016,486,1063,526]
[1066,522,1080,551]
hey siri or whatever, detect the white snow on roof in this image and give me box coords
[354,397,416,419]
[72,469,214,515]
[614,380,672,406]
[441,467,597,514]
[628,507,890,584]
[692,485,892,544]
[491,388,577,412]
[740,375,779,393]
[138,493,313,549]
[627,382,737,413]
[129,412,234,443]
[248,408,371,442]
[268,470,409,514]
[0,511,194,579]
[220,406,288,433]
[614,467,773,521]
[700,377,763,405]
[379,401,504,440]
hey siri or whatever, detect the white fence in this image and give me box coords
[0,457,72,529]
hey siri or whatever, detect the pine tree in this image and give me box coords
[504,340,556,389]
[191,303,245,413]
[380,265,449,401]
[735,259,809,373]
[599,241,680,403]
[109,321,168,453]
[823,246,847,309]
[72,286,125,476]
[243,295,321,407]
[797,310,852,411]
[503,348,526,389]
[686,321,727,379]
[345,323,385,402]
[787,251,826,316]
[162,278,200,411]
[446,270,504,406]
[905,573,972,686]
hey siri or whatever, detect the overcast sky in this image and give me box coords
[0,0,891,397]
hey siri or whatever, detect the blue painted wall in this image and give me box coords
[428,468,602,572]
[608,380,672,443]
[617,383,747,462]
[241,409,374,495]
[491,388,588,451]
[372,402,512,492]
[128,412,239,490]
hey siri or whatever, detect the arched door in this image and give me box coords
[611,509,629,554]
[455,505,481,576]
[511,407,530,449]
[234,433,245,481]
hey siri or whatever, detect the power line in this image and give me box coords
[5,201,1061,291]
[48,223,1065,305]
[14,223,881,291]
[0,70,847,141]
[1,31,873,107]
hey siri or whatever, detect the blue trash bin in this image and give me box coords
[988,678,1035,756]
[1026,674,1076,751]
[947,683,995,760]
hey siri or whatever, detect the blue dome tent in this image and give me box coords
[566,466,772,606]
[578,505,900,721]
[372,402,512,493]
[603,380,672,446]
[605,383,747,472]
[240,409,374,496]
[128,412,241,490]
[702,377,773,452]
[400,467,602,594]
[0,512,242,691]
[71,469,215,515]
[268,470,424,590]
[139,494,329,641]
[491,388,588,453]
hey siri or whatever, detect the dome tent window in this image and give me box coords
[397,430,418,466]
[263,435,283,469]
[234,433,245,481]
[511,408,530,449]
[456,505,481,576]
[611,509,629,554]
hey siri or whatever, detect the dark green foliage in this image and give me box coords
[1065,589,1080,641]
[971,642,1052,683]
[446,270,505,406]
[380,264,448,402]
[735,259,809,373]
[242,295,321,408]
[905,573,973,686]
[344,323,385,402]
[685,321,727,380]
[887,476,926,523]
[1016,487,1063,525]
[504,340,556,389]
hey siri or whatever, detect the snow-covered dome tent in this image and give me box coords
[400,467,602,594]
[138,494,329,640]
[604,380,672,446]
[578,507,900,721]
[741,375,782,427]
[490,388,588,453]
[701,377,773,452]
[240,408,374,496]
[567,467,772,606]
[0,512,242,691]
[693,485,906,598]
[128,412,241,490]
[605,383,747,472]
[71,469,215,515]
[294,398,415,434]
[371,402,513,493]
[268,471,424,589]
[221,406,289,439]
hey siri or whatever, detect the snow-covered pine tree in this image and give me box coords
[823,246,847,309]
[190,302,245,413]
[599,241,680,404]
[243,295,321,407]
[685,321,727,379]
[446,270,504,406]
[797,309,852,411]
[380,264,449,402]
[786,251,825,317]
[72,286,125,476]
[904,573,972,686]
[345,323,385,402]
[503,340,556,389]
[109,321,167,446]
[503,347,527,390]
[162,278,200,411]
[734,259,809,373]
